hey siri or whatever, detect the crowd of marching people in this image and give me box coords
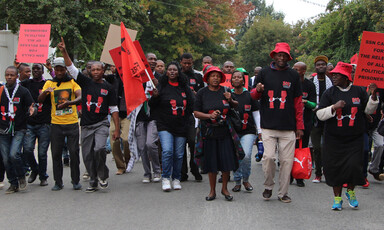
[1,39,384,211]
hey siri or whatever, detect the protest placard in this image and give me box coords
[354,31,384,88]
[16,24,51,63]
[221,74,249,89]
[109,47,123,79]
[100,24,137,65]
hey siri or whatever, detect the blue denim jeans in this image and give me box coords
[234,134,256,184]
[0,131,26,186]
[158,131,186,180]
[23,124,50,180]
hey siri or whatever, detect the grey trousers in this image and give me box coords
[368,128,384,174]
[81,119,110,187]
[135,120,160,178]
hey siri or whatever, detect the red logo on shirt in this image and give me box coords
[13,97,20,104]
[282,81,291,89]
[189,79,196,85]
[100,89,108,96]
[302,92,308,98]
[244,104,251,112]
[222,100,229,106]
[352,98,360,104]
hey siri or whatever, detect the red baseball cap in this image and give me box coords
[330,62,353,81]
[203,66,226,83]
[270,42,293,61]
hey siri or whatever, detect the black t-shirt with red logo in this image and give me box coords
[301,78,316,131]
[194,86,235,139]
[76,73,117,126]
[256,67,302,130]
[149,82,194,137]
[318,85,368,137]
[232,90,258,136]
[21,79,51,125]
[0,84,34,131]
[184,70,204,93]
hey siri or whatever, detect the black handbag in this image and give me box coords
[228,107,242,133]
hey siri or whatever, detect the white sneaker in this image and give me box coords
[162,178,171,191]
[172,179,182,190]
[142,177,151,183]
[82,172,90,181]
[153,174,161,183]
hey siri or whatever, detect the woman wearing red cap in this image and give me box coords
[316,62,379,210]
[194,66,240,201]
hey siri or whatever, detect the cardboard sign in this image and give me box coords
[109,47,123,79]
[220,74,249,89]
[16,24,51,63]
[354,31,384,88]
[133,41,155,80]
[100,24,137,65]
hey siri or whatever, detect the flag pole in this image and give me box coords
[145,69,156,90]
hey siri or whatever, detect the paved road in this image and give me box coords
[0,146,383,230]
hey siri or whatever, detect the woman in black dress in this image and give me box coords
[316,62,378,210]
[194,66,238,201]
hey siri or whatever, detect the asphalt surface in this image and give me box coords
[0,146,383,230]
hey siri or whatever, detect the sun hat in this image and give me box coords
[203,66,226,83]
[269,42,293,61]
[330,62,353,81]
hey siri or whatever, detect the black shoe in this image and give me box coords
[218,176,223,183]
[232,185,241,192]
[205,194,216,201]
[85,186,98,193]
[28,171,38,183]
[262,189,272,200]
[5,184,19,194]
[369,170,384,181]
[180,175,188,182]
[243,182,253,192]
[296,179,305,187]
[194,174,203,182]
[221,191,233,201]
[51,183,64,191]
[18,176,27,191]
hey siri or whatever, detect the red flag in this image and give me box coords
[120,22,147,116]
[109,46,123,79]
[133,40,155,81]
[350,53,358,65]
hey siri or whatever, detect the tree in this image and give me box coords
[235,0,285,46]
[138,0,252,68]
[297,0,381,67]
[237,16,293,71]
[0,0,147,63]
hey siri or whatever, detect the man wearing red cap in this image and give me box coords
[251,42,304,203]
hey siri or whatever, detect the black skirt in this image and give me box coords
[322,133,365,187]
[202,134,238,173]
